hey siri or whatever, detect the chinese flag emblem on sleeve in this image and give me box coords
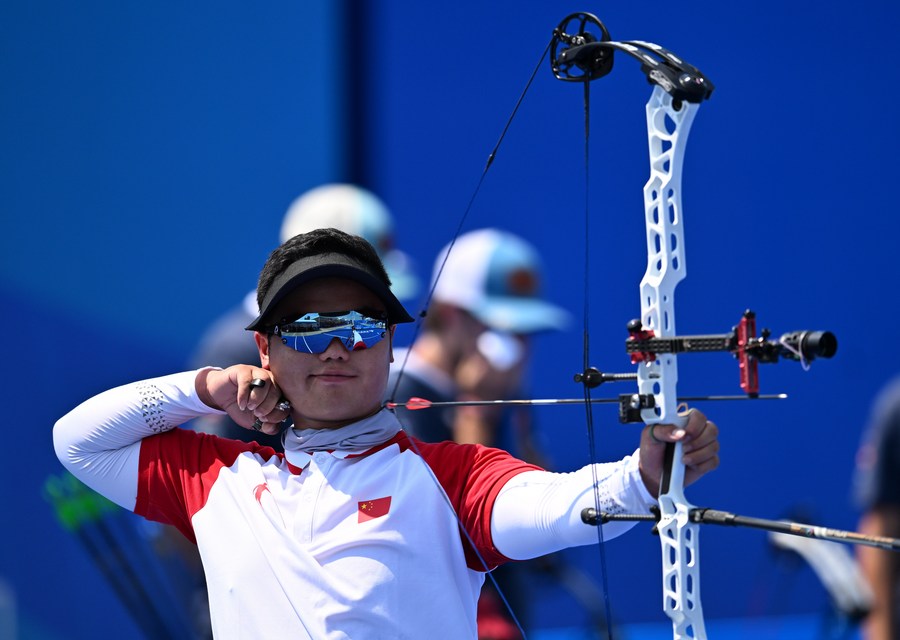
[358,496,392,523]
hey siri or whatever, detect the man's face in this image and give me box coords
[255,277,394,429]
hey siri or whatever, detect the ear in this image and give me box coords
[254,332,272,369]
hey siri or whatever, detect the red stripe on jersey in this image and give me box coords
[395,432,543,571]
[135,429,283,542]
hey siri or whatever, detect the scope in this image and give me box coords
[778,330,838,361]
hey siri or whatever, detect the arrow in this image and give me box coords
[385,393,787,411]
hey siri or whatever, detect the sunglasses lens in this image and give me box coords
[277,312,386,354]
[281,333,337,354]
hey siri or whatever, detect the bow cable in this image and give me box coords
[386,38,553,639]
[387,38,551,401]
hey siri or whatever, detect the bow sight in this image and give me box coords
[626,309,837,396]
[576,310,837,422]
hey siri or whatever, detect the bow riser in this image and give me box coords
[639,85,706,640]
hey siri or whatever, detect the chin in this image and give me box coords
[295,411,367,429]
[293,397,382,428]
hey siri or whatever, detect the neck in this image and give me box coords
[292,404,383,430]
[282,408,402,458]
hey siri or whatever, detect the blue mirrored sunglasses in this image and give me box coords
[272,310,388,354]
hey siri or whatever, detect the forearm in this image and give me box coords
[53,370,222,510]
[490,450,655,560]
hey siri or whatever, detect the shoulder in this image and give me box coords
[144,427,282,471]
[395,432,543,493]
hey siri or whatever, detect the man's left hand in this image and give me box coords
[638,409,719,498]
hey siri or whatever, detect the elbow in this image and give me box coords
[52,414,76,469]
[52,411,90,474]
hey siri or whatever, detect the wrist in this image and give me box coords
[639,463,661,498]
[194,367,222,410]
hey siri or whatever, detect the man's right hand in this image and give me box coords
[196,366,291,435]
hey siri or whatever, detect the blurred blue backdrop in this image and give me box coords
[2,1,896,638]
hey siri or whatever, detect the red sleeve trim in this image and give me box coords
[135,429,280,542]
[397,433,543,571]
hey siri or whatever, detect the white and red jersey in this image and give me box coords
[54,370,654,639]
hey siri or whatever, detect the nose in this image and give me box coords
[319,337,352,359]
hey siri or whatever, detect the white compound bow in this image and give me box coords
[389,11,893,640]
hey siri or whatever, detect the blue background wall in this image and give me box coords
[2,1,897,638]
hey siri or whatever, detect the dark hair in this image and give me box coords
[257,228,392,310]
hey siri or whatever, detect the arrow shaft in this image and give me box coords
[386,394,787,410]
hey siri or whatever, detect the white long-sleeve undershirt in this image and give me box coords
[491,455,654,559]
[53,370,223,510]
[53,370,656,560]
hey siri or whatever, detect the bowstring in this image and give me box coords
[580,78,616,640]
[387,38,552,403]
[386,39,553,639]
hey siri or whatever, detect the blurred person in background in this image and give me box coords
[855,376,900,640]
[388,228,575,638]
[389,228,567,457]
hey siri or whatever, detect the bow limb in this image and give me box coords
[638,85,706,639]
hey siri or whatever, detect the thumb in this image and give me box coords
[647,422,687,445]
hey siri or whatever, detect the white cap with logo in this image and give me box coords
[431,228,569,334]
[280,184,419,301]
